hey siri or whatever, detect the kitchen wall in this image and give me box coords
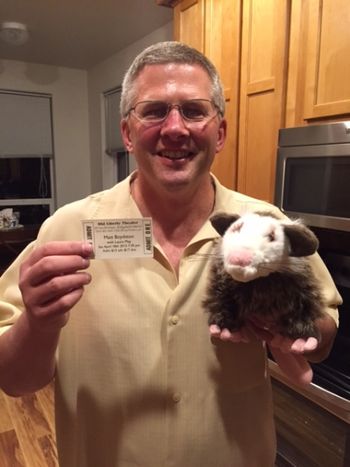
[0,21,172,209]
[87,21,173,191]
[0,60,91,208]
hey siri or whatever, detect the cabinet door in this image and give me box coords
[174,0,205,52]
[174,0,240,189]
[287,0,350,125]
[237,0,289,202]
[304,0,350,119]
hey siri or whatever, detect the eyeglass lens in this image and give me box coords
[132,100,216,123]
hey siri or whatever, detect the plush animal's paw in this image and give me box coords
[281,319,321,341]
[269,334,319,353]
[209,324,251,343]
[208,312,243,333]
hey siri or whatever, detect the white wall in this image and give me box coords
[0,60,91,208]
[87,22,173,191]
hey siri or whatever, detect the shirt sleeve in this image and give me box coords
[309,252,342,326]
[0,241,36,335]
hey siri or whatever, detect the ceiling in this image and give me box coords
[0,0,173,69]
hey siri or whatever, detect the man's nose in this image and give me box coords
[160,107,189,137]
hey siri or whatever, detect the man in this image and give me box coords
[0,42,341,467]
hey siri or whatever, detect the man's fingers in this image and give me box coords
[22,254,91,287]
[268,346,314,387]
[32,286,87,319]
[25,241,93,267]
[248,321,274,342]
[18,241,94,327]
[25,272,91,309]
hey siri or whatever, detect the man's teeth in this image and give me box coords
[160,151,189,159]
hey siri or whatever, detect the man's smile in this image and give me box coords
[156,150,195,160]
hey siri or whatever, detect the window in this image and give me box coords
[0,90,55,225]
[104,87,136,183]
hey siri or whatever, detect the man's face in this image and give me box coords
[121,63,226,192]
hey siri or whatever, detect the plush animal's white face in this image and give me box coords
[221,213,291,282]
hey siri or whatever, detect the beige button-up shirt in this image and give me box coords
[0,174,341,467]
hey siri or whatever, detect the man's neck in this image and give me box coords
[130,173,215,270]
[130,172,215,228]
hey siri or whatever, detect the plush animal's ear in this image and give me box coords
[283,223,319,257]
[210,213,241,236]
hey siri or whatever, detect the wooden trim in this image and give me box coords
[305,101,350,119]
[303,0,322,118]
[285,0,303,126]
[155,0,181,7]
[247,78,276,95]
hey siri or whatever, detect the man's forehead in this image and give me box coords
[137,62,208,78]
[133,63,211,96]
[132,63,212,104]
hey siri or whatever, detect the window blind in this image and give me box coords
[104,87,124,155]
[0,90,53,157]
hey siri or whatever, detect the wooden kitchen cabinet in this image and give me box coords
[174,0,241,189]
[237,0,289,202]
[173,0,289,200]
[171,0,350,201]
[286,0,350,126]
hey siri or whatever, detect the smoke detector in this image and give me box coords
[0,22,29,46]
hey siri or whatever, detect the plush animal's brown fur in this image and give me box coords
[203,213,326,340]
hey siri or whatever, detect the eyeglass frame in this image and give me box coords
[125,99,222,127]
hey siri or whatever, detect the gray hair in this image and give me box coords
[120,41,225,118]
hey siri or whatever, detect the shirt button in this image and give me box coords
[170,315,179,325]
[172,392,181,403]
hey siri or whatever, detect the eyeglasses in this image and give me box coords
[127,99,220,127]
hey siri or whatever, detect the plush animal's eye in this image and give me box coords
[231,220,243,232]
[267,231,275,242]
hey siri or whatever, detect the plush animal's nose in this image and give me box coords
[227,249,253,267]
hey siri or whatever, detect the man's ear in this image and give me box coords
[121,119,133,152]
[215,118,227,154]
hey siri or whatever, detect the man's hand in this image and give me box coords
[209,316,332,387]
[19,241,93,330]
[0,241,93,395]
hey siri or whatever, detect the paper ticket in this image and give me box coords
[82,218,153,259]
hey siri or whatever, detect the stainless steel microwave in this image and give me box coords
[275,122,350,232]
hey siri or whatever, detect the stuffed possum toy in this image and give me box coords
[203,211,325,341]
